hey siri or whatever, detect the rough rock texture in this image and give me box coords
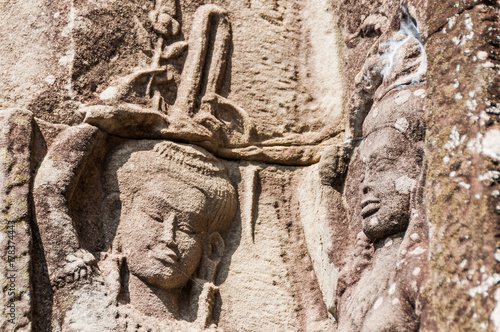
[1,0,500,331]
[423,1,500,330]
[0,109,33,331]
[0,0,79,125]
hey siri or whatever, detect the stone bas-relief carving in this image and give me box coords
[333,5,429,331]
[22,2,336,330]
[82,1,256,149]
[73,0,347,165]
[299,3,430,331]
[33,134,237,331]
[2,0,499,330]
[337,102,428,331]
[74,140,237,331]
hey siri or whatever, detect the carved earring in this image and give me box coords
[199,232,225,282]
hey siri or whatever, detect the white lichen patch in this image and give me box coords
[410,233,419,241]
[392,298,400,305]
[409,247,426,256]
[413,89,425,96]
[486,106,500,115]
[444,127,466,150]
[395,175,416,194]
[394,91,411,105]
[388,283,396,295]
[477,51,488,61]
[494,249,500,263]
[373,297,384,310]
[479,171,500,184]
[448,16,457,29]
[370,217,379,226]
[458,182,471,190]
[468,273,500,298]
[45,75,56,85]
[412,267,421,276]
[491,287,500,330]
[466,133,483,153]
[480,111,491,121]
[482,130,500,161]
[466,99,477,110]
[464,14,473,31]
[394,117,409,133]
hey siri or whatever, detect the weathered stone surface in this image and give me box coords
[0,0,80,125]
[0,109,33,331]
[1,0,499,330]
[423,2,500,330]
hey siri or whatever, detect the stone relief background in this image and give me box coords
[0,0,499,331]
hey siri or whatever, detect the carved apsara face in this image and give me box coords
[118,175,209,289]
[359,127,418,243]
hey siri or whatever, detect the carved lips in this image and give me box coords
[360,198,380,219]
[152,247,179,265]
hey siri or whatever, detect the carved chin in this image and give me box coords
[362,211,410,243]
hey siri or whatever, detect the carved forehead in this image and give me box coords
[135,176,208,215]
[360,127,408,160]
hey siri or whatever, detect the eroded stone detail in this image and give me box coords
[0,109,33,331]
[3,0,499,330]
[330,5,429,331]
[34,134,237,330]
[82,2,256,150]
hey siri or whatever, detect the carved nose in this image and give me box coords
[361,171,374,195]
[362,184,370,195]
[162,212,177,248]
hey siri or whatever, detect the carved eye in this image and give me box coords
[177,223,196,234]
[373,158,395,172]
[149,213,163,223]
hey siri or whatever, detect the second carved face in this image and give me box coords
[359,127,419,243]
[118,175,209,290]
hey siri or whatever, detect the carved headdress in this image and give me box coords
[110,140,237,235]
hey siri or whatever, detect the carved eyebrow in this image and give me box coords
[368,153,398,163]
[136,194,176,215]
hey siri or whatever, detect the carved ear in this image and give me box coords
[208,232,225,261]
[198,232,225,282]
